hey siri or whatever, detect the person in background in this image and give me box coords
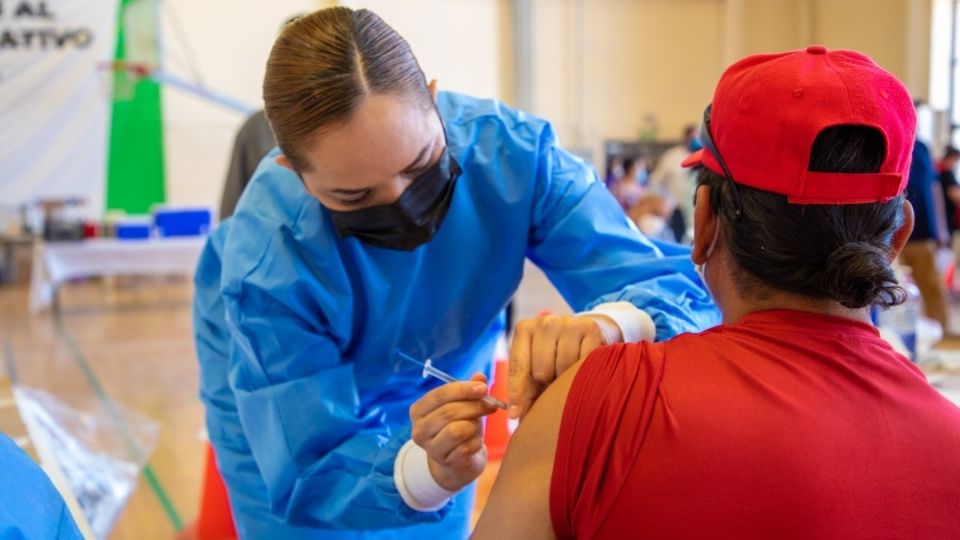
[609,156,647,211]
[939,145,960,291]
[473,46,960,540]
[0,432,83,538]
[650,124,700,242]
[218,15,304,220]
[901,135,951,332]
[627,192,676,242]
[603,156,624,189]
[219,110,276,219]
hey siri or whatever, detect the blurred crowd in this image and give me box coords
[604,125,701,243]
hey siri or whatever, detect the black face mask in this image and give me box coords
[327,146,461,251]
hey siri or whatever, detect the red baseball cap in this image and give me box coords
[682,45,916,205]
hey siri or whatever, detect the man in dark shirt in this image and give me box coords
[901,139,950,331]
[939,146,960,233]
[218,110,276,219]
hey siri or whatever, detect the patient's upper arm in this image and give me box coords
[470,359,585,540]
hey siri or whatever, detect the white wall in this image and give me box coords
[160,0,318,209]
[523,0,936,170]
[578,0,725,151]
[929,0,952,111]
[724,0,933,98]
[341,0,507,101]
[527,0,725,165]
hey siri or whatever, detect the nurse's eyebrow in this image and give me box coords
[329,140,435,194]
[399,141,433,175]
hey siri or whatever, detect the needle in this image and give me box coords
[397,351,508,410]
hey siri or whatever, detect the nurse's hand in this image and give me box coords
[508,314,621,419]
[410,373,499,492]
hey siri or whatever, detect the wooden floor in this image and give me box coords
[0,278,205,539]
[0,262,568,539]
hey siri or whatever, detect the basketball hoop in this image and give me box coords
[96,60,155,102]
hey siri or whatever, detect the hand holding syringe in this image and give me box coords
[402,350,502,494]
[397,351,508,410]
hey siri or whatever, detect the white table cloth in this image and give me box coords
[29,237,206,314]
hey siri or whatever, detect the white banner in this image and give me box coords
[0,0,118,217]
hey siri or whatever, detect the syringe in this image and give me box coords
[397,351,508,410]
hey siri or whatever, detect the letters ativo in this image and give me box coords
[0,1,95,51]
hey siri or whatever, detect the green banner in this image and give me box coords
[106,0,164,214]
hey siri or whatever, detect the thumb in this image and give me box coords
[468,372,488,384]
[508,327,535,419]
[581,314,623,345]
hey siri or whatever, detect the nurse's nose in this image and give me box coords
[383,176,415,204]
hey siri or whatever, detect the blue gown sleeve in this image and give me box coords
[219,236,449,530]
[526,125,720,340]
[0,433,83,540]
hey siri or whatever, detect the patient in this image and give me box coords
[473,46,960,539]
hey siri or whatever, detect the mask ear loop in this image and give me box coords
[694,220,722,298]
[695,221,721,272]
[699,105,744,222]
[433,103,451,149]
[432,105,462,182]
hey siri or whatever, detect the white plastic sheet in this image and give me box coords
[14,386,158,539]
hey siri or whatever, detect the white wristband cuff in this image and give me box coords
[394,439,455,512]
[582,301,656,343]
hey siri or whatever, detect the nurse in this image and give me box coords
[193,7,716,539]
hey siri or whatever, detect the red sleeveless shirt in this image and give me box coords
[550,310,960,539]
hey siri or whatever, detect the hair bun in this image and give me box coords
[820,242,904,308]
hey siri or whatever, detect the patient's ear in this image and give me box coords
[692,185,718,265]
[888,199,914,262]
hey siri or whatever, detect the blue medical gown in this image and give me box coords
[0,434,83,539]
[193,92,719,538]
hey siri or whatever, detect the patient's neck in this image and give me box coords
[712,256,871,326]
[722,291,871,326]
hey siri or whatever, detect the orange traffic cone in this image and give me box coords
[485,335,515,461]
[177,444,237,540]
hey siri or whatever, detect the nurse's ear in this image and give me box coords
[276,155,296,172]
[427,79,439,102]
[275,154,322,197]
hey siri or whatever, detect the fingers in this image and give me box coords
[556,328,585,375]
[508,320,538,419]
[415,399,497,442]
[443,435,486,466]
[409,371,495,492]
[410,379,488,420]
[508,315,611,419]
[467,372,488,384]
[579,331,604,362]
[410,372,496,468]
[422,418,489,492]
[426,418,485,465]
[412,400,491,470]
[530,318,560,384]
